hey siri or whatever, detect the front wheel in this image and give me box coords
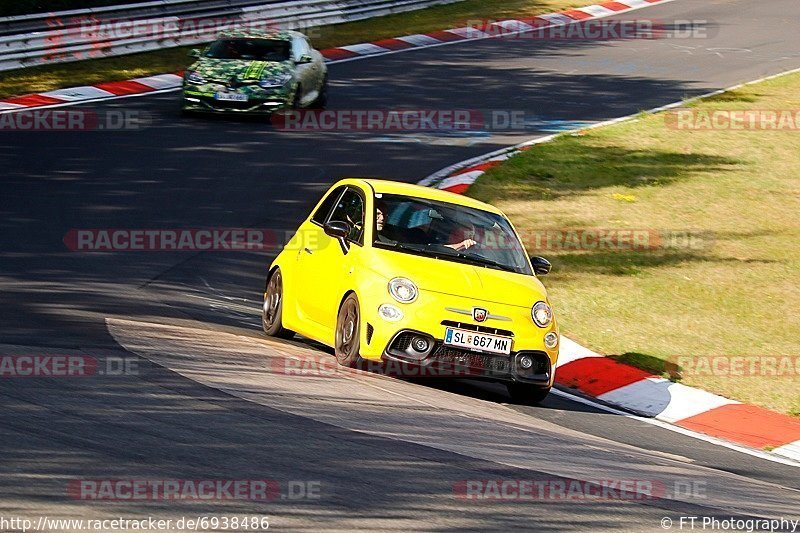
[291,85,302,109]
[310,76,328,109]
[506,382,551,405]
[335,293,361,367]
[262,269,294,339]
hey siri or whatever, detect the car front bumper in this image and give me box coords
[182,85,294,114]
[357,289,558,387]
[380,331,554,386]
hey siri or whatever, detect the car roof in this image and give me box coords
[217,29,299,41]
[341,178,505,216]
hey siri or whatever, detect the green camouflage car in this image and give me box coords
[181,30,328,115]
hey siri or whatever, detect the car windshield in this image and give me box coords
[204,39,291,61]
[373,194,532,275]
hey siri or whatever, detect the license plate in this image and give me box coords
[444,328,512,355]
[215,92,248,102]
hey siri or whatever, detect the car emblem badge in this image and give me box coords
[473,307,488,322]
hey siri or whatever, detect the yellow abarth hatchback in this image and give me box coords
[262,179,559,403]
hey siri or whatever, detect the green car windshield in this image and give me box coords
[373,194,532,276]
[204,39,291,61]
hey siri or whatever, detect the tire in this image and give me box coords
[335,293,361,367]
[262,269,294,339]
[506,382,551,405]
[310,76,328,109]
[291,85,302,109]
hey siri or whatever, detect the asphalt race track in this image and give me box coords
[2,0,800,530]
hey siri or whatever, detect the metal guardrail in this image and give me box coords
[0,0,463,71]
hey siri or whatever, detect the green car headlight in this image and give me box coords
[185,71,206,85]
[259,73,293,89]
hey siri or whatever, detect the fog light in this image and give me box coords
[378,304,403,322]
[519,355,534,369]
[412,336,430,353]
[544,332,559,349]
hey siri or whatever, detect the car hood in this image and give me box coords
[189,58,294,83]
[365,248,547,308]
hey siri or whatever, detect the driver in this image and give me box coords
[374,203,396,244]
[375,203,476,251]
[445,223,477,251]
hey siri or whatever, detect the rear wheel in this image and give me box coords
[506,382,551,405]
[335,293,361,367]
[262,269,294,339]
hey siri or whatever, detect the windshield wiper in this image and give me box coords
[375,240,424,253]
[434,247,515,272]
[377,241,518,273]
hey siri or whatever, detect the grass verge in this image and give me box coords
[468,72,800,415]
[0,0,589,99]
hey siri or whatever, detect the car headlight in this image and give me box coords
[185,71,205,85]
[388,278,418,303]
[378,304,404,322]
[259,73,293,88]
[531,301,553,328]
[544,331,559,349]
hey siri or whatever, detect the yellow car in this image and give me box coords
[262,179,559,403]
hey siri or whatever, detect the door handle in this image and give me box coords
[304,248,313,254]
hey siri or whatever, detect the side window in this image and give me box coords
[328,188,365,244]
[291,37,308,61]
[311,186,345,225]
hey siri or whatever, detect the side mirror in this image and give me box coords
[188,48,201,58]
[324,221,351,253]
[324,220,350,239]
[296,53,313,64]
[530,256,551,276]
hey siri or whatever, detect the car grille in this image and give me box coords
[432,344,511,374]
[198,96,259,111]
[389,332,415,352]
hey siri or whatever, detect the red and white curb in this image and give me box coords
[319,0,674,63]
[418,84,800,466]
[424,170,800,462]
[0,0,674,113]
[0,73,184,111]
